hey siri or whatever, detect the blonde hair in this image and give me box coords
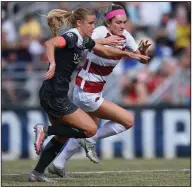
[47,8,94,37]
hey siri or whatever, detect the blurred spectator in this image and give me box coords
[122,71,148,105]
[139,2,171,27]
[2,10,18,48]
[28,39,45,64]
[59,2,69,10]
[19,14,42,39]
[147,57,177,93]
[2,53,18,104]
[124,2,141,25]
[175,5,190,51]
[90,2,111,26]
[146,71,164,95]
[2,52,30,105]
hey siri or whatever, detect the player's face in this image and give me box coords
[79,15,96,37]
[108,15,127,36]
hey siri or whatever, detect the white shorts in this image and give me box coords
[72,86,104,112]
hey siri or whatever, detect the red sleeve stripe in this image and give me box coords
[57,36,66,47]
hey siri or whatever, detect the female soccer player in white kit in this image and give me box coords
[48,4,151,177]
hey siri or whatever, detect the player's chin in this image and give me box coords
[86,31,92,37]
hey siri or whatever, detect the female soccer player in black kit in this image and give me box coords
[28,8,149,182]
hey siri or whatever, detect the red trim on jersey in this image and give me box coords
[76,76,105,93]
[57,36,66,47]
[89,63,114,76]
[105,33,126,40]
[83,59,89,69]
[75,32,127,93]
[83,60,114,76]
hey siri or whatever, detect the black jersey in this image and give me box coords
[42,28,95,96]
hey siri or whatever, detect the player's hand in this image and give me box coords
[138,40,151,54]
[127,52,150,63]
[105,35,125,47]
[45,63,56,80]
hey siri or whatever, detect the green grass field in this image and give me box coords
[2,158,190,186]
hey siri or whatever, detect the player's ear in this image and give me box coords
[105,20,111,27]
[76,20,83,27]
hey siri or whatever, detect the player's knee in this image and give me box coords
[85,125,97,138]
[123,114,134,129]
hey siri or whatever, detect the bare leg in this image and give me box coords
[52,100,134,169]
[91,99,134,128]
[46,108,97,137]
[52,114,99,168]
[30,108,97,182]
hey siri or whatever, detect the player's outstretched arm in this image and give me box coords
[93,43,150,61]
[95,35,123,47]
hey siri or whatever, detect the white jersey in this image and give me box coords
[75,26,138,93]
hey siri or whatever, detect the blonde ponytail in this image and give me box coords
[46,8,95,37]
[47,9,72,37]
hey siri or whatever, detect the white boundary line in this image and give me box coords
[2,169,190,176]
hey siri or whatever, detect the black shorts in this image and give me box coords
[39,86,78,120]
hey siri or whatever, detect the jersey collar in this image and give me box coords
[69,28,83,47]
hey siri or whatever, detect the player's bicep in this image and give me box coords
[45,37,66,48]
[55,36,66,47]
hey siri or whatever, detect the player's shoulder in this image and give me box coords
[93,26,109,35]
[64,28,78,38]
[122,29,133,39]
[63,28,82,46]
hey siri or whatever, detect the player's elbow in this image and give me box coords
[44,40,54,48]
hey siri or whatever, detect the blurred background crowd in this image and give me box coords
[2,1,191,108]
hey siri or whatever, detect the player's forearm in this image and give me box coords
[103,46,134,57]
[95,38,113,45]
[93,43,137,58]
[93,44,127,57]
[139,51,148,64]
[94,39,107,45]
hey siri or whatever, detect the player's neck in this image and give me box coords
[106,27,113,35]
[76,27,84,37]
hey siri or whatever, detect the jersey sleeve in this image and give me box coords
[124,30,138,52]
[61,32,78,48]
[84,37,96,50]
[91,26,107,40]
